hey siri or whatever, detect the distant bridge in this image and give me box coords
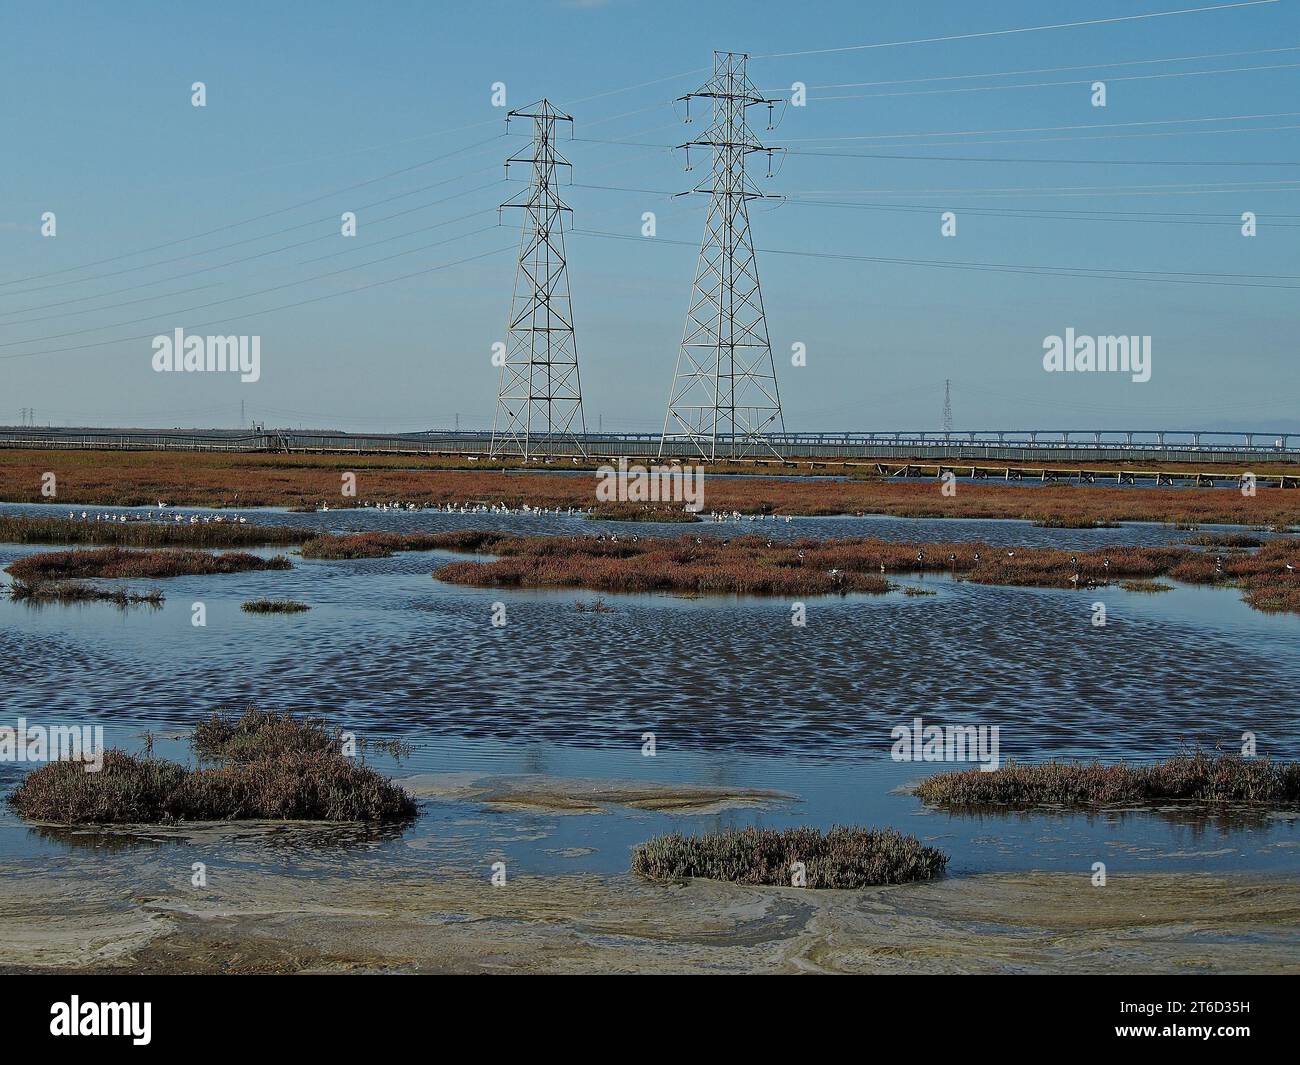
[0,426,1297,468]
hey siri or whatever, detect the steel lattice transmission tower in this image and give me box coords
[660,51,785,461]
[490,99,587,459]
[942,379,953,437]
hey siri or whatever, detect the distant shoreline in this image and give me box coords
[2,448,1297,526]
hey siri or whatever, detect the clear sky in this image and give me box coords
[1,0,1298,433]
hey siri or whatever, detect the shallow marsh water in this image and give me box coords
[0,501,1297,971]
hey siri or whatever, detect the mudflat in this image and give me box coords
[3,858,1295,974]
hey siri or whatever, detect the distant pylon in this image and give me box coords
[942,379,953,437]
[660,51,785,462]
[490,99,587,460]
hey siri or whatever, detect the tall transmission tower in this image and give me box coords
[942,379,953,437]
[490,99,587,460]
[660,51,786,462]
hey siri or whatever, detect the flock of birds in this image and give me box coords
[67,503,247,525]
[346,501,588,516]
[706,510,794,524]
[58,499,798,525]
[337,501,797,523]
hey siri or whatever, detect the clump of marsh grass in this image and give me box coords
[241,599,310,613]
[914,752,1300,810]
[630,825,947,888]
[8,750,188,824]
[193,707,408,762]
[160,753,415,822]
[8,709,417,825]
[1242,582,1300,613]
[0,515,308,548]
[6,547,291,582]
[1184,532,1264,548]
[192,708,338,763]
[9,579,163,608]
[427,532,1300,614]
[1033,516,1119,529]
[8,751,417,824]
[586,503,700,523]
[300,532,447,559]
[1119,580,1173,593]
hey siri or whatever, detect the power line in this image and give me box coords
[0,181,671,357]
[0,225,503,351]
[849,122,1300,149]
[0,127,681,342]
[780,147,1300,166]
[775,43,1300,90]
[567,67,710,106]
[0,206,502,328]
[812,60,1300,101]
[791,178,1300,196]
[578,124,1300,160]
[754,1,1281,59]
[773,197,1300,227]
[0,68,705,291]
[0,242,516,363]
[0,167,504,300]
[0,184,502,314]
[4,119,679,312]
[573,181,1300,222]
[777,110,1300,143]
[0,124,683,330]
[572,227,1300,289]
[0,136,506,290]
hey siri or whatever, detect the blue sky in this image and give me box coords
[1,0,1298,432]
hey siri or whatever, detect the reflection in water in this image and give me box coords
[915,802,1299,834]
[24,819,414,855]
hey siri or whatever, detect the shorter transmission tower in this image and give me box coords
[942,379,953,437]
[490,99,588,460]
[660,51,786,461]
